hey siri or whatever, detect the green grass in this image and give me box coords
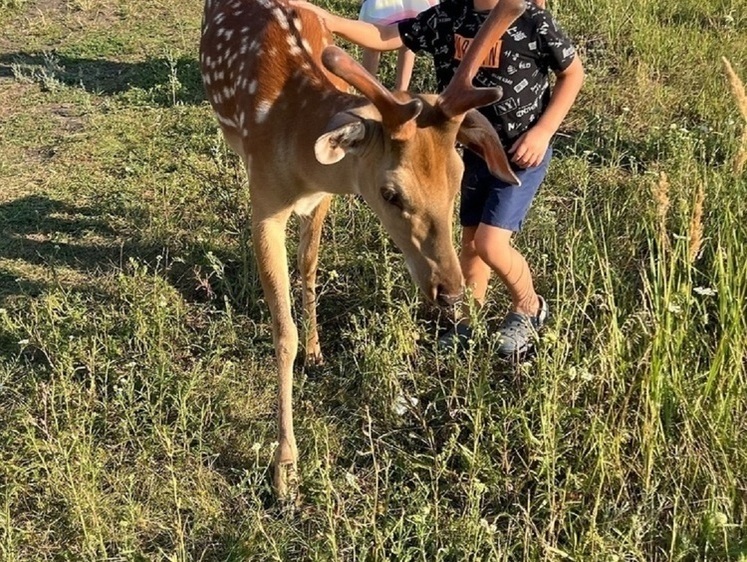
[1,0,746,560]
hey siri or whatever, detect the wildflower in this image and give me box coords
[693,286,717,296]
[393,393,418,416]
[344,471,358,488]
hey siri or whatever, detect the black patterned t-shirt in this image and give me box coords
[398,0,576,148]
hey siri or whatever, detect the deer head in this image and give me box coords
[308,0,524,305]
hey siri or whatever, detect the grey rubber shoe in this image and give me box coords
[437,322,474,351]
[496,296,549,357]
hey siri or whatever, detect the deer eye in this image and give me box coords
[380,186,404,209]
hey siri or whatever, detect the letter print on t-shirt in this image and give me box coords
[399,0,576,148]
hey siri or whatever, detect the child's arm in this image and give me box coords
[509,55,584,168]
[291,1,404,51]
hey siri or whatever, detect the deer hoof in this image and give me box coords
[274,460,300,503]
[304,350,324,368]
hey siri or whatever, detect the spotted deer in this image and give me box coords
[199,0,525,497]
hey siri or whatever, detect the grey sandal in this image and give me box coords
[437,322,474,351]
[496,296,549,357]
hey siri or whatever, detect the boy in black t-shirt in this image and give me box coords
[295,0,583,358]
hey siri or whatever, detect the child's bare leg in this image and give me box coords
[459,226,492,317]
[472,223,540,317]
[394,47,415,90]
[361,48,381,76]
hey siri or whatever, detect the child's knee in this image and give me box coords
[473,226,512,260]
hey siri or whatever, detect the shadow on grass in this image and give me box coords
[0,51,205,105]
[0,195,203,301]
[0,192,274,342]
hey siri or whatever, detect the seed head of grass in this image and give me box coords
[688,183,705,264]
[652,171,671,250]
[722,57,747,175]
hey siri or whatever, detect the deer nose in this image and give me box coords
[435,286,462,308]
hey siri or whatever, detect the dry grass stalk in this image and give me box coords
[688,183,705,264]
[652,171,671,250]
[723,57,747,174]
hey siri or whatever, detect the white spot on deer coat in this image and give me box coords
[217,113,237,128]
[272,7,289,29]
[255,100,272,123]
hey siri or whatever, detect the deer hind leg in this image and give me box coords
[297,195,332,367]
[251,208,300,500]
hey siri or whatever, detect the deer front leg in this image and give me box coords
[252,211,299,500]
[297,196,332,367]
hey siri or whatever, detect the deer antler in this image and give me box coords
[322,46,423,136]
[438,0,526,118]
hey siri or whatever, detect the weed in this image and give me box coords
[0,0,745,560]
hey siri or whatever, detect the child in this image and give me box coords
[358,0,439,90]
[296,0,583,358]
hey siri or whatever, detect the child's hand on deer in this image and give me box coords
[290,1,334,25]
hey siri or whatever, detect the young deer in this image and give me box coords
[200,0,524,497]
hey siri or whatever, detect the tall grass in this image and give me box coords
[0,0,745,560]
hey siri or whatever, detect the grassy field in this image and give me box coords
[1,0,746,559]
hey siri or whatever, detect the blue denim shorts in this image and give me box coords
[459,147,552,232]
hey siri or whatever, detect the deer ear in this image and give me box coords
[314,112,368,165]
[457,110,521,186]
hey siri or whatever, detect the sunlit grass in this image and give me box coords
[0,0,745,560]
